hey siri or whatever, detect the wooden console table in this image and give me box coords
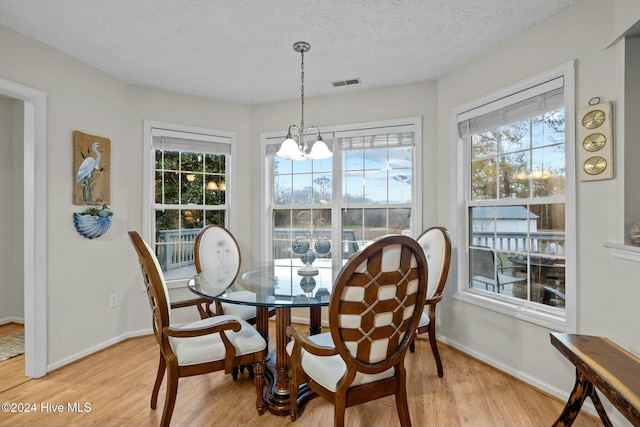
[550,333,640,426]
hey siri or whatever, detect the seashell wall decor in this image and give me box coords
[73,205,113,239]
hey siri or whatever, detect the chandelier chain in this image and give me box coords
[300,48,305,131]
[275,41,332,161]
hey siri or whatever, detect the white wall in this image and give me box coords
[614,0,640,37]
[124,85,252,329]
[0,96,12,321]
[0,24,131,365]
[10,97,24,322]
[0,24,250,367]
[436,0,638,424]
[0,95,23,324]
[0,2,637,423]
[0,97,13,321]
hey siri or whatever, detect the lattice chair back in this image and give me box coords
[329,234,428,376]
[128,231,171,346]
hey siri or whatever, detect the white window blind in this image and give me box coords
[458,77,564,138]
[152,135,231,154]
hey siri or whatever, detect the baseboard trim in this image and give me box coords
[47,328,153,371]
[0,317,25,325]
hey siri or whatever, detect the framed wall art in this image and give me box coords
[73,130,111,205]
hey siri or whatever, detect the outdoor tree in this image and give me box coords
[313,176,331,203]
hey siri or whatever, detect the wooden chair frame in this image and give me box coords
[129,231,266,427]
[287,235,428,427]
[169,297,212,319]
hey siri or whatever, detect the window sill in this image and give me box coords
[452,290,572,332]
[603,242,640,262]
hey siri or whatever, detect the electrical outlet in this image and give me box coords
[109,293,118,308]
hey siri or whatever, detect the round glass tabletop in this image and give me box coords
[188,259,342,308]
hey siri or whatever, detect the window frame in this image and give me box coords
[142,120,237,287]
[260,117,422,263]
[451,62,577,332]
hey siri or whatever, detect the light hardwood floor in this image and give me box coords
[0,323,27,393]
[0,322,599,427]
[0,323,24,339]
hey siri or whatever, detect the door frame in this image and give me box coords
[0,76,47,378]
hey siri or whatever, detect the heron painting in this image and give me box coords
[73,131,111,205]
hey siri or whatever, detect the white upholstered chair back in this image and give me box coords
[416,226,451,299]
[194,225,241,290]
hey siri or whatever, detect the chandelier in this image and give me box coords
[276,41,333,161]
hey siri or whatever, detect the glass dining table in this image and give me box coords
[188,258,342,416]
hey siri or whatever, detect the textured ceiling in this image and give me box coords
[0,0,578,105]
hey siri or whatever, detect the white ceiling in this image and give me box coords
[0,0,579,105]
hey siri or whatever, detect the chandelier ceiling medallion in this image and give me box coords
[276,41,333,161]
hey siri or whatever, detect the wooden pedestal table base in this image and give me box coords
[256,306,322,416]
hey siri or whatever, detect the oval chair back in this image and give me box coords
[194,224,241,286]
[410,226,452,377]
[417,226,451,301]
[329,234,428,378]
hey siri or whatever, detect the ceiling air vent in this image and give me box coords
[331,78,361,88]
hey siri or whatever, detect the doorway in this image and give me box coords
[0,76,47,379]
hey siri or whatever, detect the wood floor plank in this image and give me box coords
[0,323,601,427]
[0,355,28,392]
[0,323,24,339]
[0,322,27,393]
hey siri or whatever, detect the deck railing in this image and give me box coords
[155,228,565,271]
[471,231,565,255]
[156,229,201,270]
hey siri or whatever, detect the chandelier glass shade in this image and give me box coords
[276,41,333,161]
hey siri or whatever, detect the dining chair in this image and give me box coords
[128,231,267,427]
[409,226,451,378]
[194,224,274,324]
[287,234,428,427]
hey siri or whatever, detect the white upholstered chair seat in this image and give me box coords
[220,303,256,320]
[169,314,266,366]
[286,332,395,392]
[218,290,259,320]
[417,311,430,328]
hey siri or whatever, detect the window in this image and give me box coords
[261,118,421,286]
[453,64,576,331]
[143,121,236,286]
